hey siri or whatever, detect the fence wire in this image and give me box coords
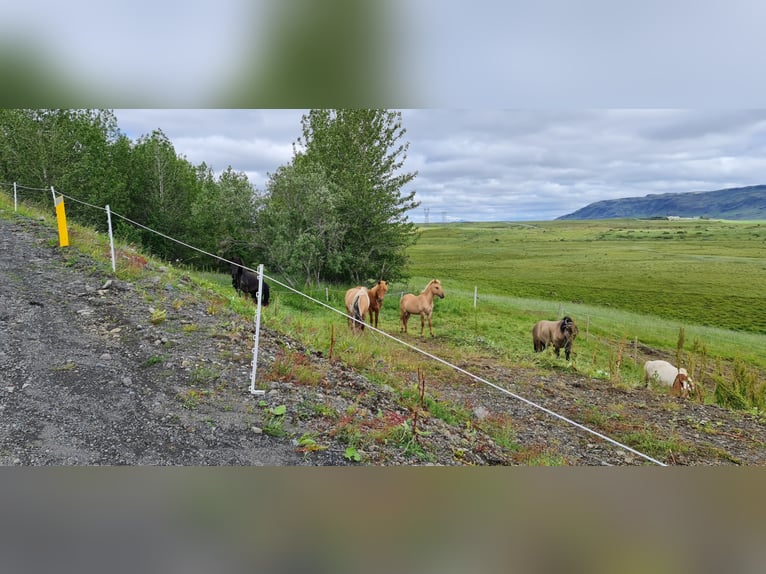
[1,182,668,466]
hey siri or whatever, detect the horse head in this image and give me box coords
[560,316,577,338]
[430,279,445,299]
[375,279,389,301]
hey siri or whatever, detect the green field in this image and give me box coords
[4,185,763,405]
[405,219,766,335]
[374,218,766,386]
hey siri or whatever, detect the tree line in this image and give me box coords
[0,109,419,286]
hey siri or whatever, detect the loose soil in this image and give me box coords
[2,211,764,465]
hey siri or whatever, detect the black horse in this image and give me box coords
[230,256,270,306]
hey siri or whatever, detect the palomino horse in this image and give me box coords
[230,256,270,306]
[366,279,389,329]
[344,286,370,334]
[399,279,445,337]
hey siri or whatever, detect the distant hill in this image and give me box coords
[557,185,766,220]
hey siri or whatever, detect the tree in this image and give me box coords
[124,129,202,261]
[256,163,344,287]
[0,110,265,271]
[190,165,260,268]
[0,109,123,217]
[264,108,419,284]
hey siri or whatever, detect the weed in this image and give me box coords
[262,404,288,437]
[206,300,223,316]
[177,389,209,410]
[149,307,167,324]
[296,433,328,454]
[609,338,626,384]
[51,361,76,372]
[619,429,689,460]
[269,404,287,416]
[265,349,324,386]
[676,326,686,369]
[344,447,362,462]
[714,358,766,410]
[142,355,165,368]
[331,413,364,447]
[512,445,568,466]
[189,366,220,387]
[478,413,520,451]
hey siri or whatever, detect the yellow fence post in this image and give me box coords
[51,186,69,247]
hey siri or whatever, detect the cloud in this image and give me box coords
[112,107,766,222]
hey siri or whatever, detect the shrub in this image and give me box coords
[714,358,766,411]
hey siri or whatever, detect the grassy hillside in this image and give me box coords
[4,187,763,412]
[257,217,765,388]
[559,185,766,220]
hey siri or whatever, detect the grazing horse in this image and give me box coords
[230,256,270,306]
[399,279,445,337]
[532,316,578,360]
[344,286,370,334]
[366,279,389,329]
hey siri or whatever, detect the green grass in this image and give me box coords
[4,188,764,416]
[401,220,766,371]
[408,220,766,334]
[191,218,766,400]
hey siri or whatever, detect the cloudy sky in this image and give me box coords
[113,109,766,222]
[11,0,763,222]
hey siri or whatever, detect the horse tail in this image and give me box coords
[352,290,365,331]
[261,281,270,306]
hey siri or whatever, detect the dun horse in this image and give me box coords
[366,280,389,329]
[230,256,270,306]
[399,279,445,337]
[344,286,370,334]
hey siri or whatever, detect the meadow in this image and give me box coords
[261,217,766,399]
[3,184,763,409]
[406,219,766,334]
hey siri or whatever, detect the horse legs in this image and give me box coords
[400,311,410,333]
[426,310,435,337]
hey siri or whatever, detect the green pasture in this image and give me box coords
[394,219,766,382]
[4,186,764,410]
[200,218,766,391]
[407,219,766,335]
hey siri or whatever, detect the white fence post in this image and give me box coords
[474,286,478,309]
[249,263,266,395]
[105,204,116,272]
[13,182,17,212]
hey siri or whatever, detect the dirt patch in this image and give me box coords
[1,211,764,465]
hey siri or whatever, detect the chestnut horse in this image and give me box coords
[344,286,370,334]
[399,279,445,337]
[366,279,389,329]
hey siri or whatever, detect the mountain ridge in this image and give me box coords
[558,185,766,220]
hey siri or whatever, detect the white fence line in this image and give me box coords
[1,181,668,466]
